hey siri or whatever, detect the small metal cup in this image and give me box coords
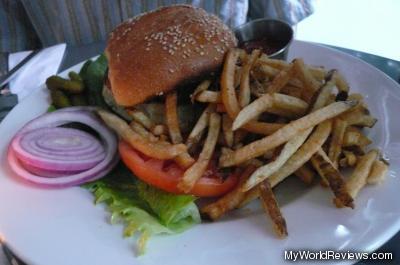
[234,19,294,60]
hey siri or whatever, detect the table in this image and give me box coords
[1,41,399,265]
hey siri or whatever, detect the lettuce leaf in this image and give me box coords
[83,163,200,254]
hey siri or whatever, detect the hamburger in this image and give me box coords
[99,5,239,197]
[104,5,237,109]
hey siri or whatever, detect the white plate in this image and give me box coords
[0,40,399,265]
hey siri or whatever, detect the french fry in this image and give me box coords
[239,49,261,107]
[312,79,336,111]
[347,93,363,101]
[281,85,303,99]
[152,124,167,136]
[293,58,320,103]
[191,80,211,103]
[222,114,234,147]
[241,123,309,191]
[126,109,154,130]
[258,54,326,81]
[259,179,288,238]
[367,159,389,185]
[330,69,349,93]
[345,149,379,199]
[201,165,257,220]
[255,63,280,79]
[232,93,308,130]
[294,164,316,185]
[234,66,242,88]
[195,90,221,103]
[129,121,158,142]
[97,110,186,160]
[267,120,332,187]
[339,105,377,128]
[343,127,372,147]
[186,105,214,150]
[175,152,195,169]
[220,101,355,167]
[311,149,354,208]
[242,121,285,135]
[339,151,358,167]
[221,48,242,118]
[328,118,347,167]
[221,49,290,136]
[178,113,221,193]
[264,65,294,94]
[165,91,195,167]
[237,186,259,208]
[165,91,183,144]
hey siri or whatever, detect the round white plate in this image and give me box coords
[0,40,399,265]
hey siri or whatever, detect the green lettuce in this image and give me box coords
[83,163,200,254]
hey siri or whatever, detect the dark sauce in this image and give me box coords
[240,38,287,55]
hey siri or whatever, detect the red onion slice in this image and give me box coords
[8,107,119,188]
[12,127,106,171]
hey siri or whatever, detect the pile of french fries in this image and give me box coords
[99,48,389,239]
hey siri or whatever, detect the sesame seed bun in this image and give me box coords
[105,5,237,107]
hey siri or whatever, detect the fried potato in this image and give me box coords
[294,164,316,185]
[367,159,389,185]
[232,93,308,130]
[329,69,349,93]
[242,123,309,191]
[339,105,377,128]
[264,65,295,94]
[234,66,242,88]
[165,91,183,144]
[186,104,214,150]
[222,114,234,147]
[267,120,332,187]
[126,109,154,130]
[221,48,242,118]
[195,90,221,103]
[98,110,186,159]
[165,91,195,167]
[239,49,261,107]
[220,101,355,167]
[259,179,288,238]
[328,118,347,167]
[292,58,320,103]
[191,80,211,103]
[343,126,372,147]
[178,113,221,192]
[311,149,354,208]
[345,149,379,199]
[258,54,326,81]
[241,121,285,135]
[201,165,257,220]
[152,124,167,136]
[281,85,303,99]
[129,121,158,142]
[339,151,358,167]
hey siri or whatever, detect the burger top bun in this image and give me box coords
[105,5,237,106]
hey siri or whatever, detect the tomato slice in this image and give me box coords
[119,141,238,197]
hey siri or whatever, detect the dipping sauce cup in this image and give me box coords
[235,19,294,60]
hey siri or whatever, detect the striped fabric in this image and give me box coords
[0,53,8,78]
[0,0,39,53]
[21,0,248,47]
[0,0,313,75]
